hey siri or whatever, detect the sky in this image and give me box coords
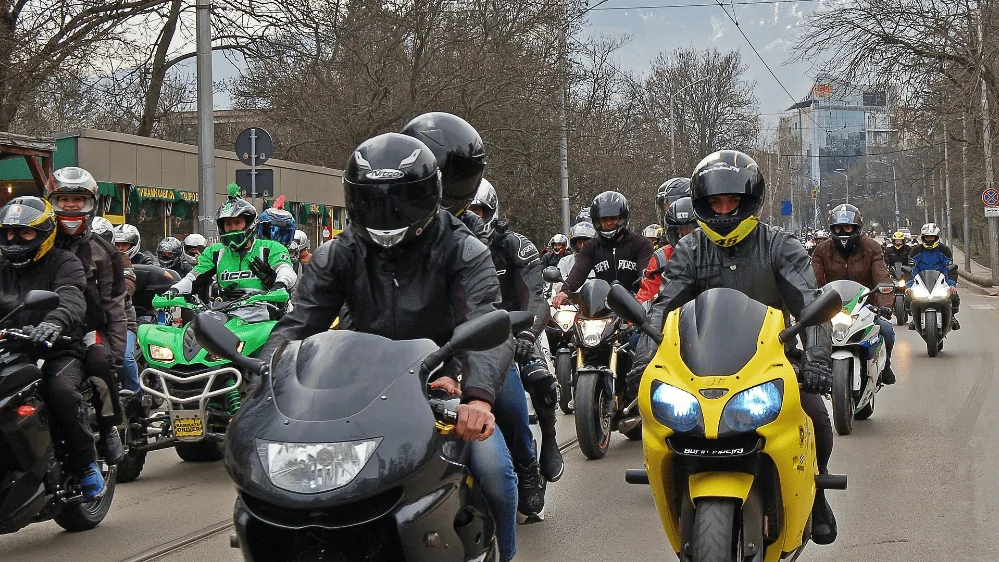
[581,0,825,126]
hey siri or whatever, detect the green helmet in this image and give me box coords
[217,186,257,250]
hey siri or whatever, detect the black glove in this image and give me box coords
[249,257,277,287]
[800,357,833,395]
[513,332,536,364]
[220,284,244,300]
[272,281,288,292]
[161,287,180,299]
[877,306,892,320]
[30,322,62,345]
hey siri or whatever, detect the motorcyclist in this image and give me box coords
[642,224,663,249]
[49,167,126,466]
[258,133,518,562]
[907,222,960,330]
[164,186,297,321]
[637,196,696,306]
[182,233,207,266]
[632,150,839,545]
[811,204,897,385]
[571,206,590,226]
[542,234,568,268]
[552,191,654,307]
[156,236,191,277]
[883,231,910,272]
[0,197,105,499]
[655,177,692,224]
[288,230,312,277]
[114,224,154,265]
[257,205,296,247]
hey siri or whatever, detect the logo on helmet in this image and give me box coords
[698,163,741,176]
[365,169,405,180]
[677,211,689,220]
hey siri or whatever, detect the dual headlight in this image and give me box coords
[650,380,783,434]
[577,318,612,347]
[256,438,381,494]
[911,283,949,300]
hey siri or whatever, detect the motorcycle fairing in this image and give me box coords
[677,288,767,377]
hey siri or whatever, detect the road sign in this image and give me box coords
[986,206,999,218]
[235,128,273,166]
[235,168,274,198]
[983,187,999,206]
[780,200,792,216]
[811,189,818,200]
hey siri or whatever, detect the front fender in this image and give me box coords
[830,349,862,390]
[688,472,755,504]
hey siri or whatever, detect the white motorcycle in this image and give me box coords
[822,280,894,435]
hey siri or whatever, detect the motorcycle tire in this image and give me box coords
[855,393,875,421]
[175,440,225,462]
[831,358,855,435]
[116,399,148,483]
[556,353,574,415]
[54,468,117,532]
[926,312,939,357]
[894,296,906,326]
[692,498,738,561]
[575,375,611,460]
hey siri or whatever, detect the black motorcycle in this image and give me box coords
[888,262,909,326]
[0,290,117,534]
[193,309,522,562]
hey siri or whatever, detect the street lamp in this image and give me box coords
[669,76,710,176]
[832,169,849,205]
[870,159,900,230]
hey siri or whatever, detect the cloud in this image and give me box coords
[764,38,791,50]
[710,16,725,41]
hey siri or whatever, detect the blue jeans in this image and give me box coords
[492,363,536,469]
[469,427,518,561]
[122,330,140,393]
[874,316,895,368]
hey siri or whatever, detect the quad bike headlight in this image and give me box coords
[148,344,174,362]
[721,380,784,433]
[650,381,701,433]
[256,438,382,494]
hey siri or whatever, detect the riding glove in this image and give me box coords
[513,332,536,364]
[161,287,180,299]
[800,357,833,395]
[29,322,62,345]
[249,256,277,287]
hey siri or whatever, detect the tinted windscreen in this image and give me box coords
[917,269,944,288]
[576,279,611,318]
[271,331,436,421]
[678,288,767,377]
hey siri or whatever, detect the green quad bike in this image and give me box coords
[118,288,288,481]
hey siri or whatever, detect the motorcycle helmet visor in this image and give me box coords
[345,179,440,232]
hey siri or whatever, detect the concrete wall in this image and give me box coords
[63,129,343,206]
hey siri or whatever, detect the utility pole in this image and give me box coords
[558,2,570,236]
[195,0,216,239]
[921,159,929,224]
[963,114,971,271]
[944,122,952,244]
[979,11,998,284]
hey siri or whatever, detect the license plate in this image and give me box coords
[172,413,204,439]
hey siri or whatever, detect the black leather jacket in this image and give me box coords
[489,230,549,336]
[260,210,513,406]
[636,223,832,367]
[563,229,654,294]
[883,244,911,268]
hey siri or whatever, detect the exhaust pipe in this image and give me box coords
[616,415,641,434]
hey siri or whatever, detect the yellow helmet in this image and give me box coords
[0,197,58,268]
[891,231,906,246]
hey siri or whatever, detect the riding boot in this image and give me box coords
[811,490,838,545]
[514,460,546,524]
[521,360,564,483]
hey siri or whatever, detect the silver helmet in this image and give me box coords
[468,178,498,239]
[113,224,142,259]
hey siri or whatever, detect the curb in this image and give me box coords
[957,269,994,288]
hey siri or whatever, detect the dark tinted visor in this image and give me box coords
[440,157,485,210]
[345,178,439,231]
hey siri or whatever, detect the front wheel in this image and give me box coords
[831,358,855,435]
[574,375,611,459]
[556,352,574,415]
[925,312,939,357]
[894,295,906,326]
[116,399,148,483]
[692,498,738,561]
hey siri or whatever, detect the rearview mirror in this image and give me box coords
[876,282,894,294]
[542,266,563,283]
[193,313,266,373]
[422,309,512,373]
[509,311,536,334]
[901,265,913,275]
[779,289,843,344]
[23,290,59,311]
[606,284,663,345]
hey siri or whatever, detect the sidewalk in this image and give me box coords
[951,245,991,278]
[951,245,997,293]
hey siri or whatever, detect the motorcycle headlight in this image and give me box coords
[831,311,853,341]
[650,381,701,433]
[148,345,174,362]
[578,318,609,347]
[930,284,951,298]
[896,279,905,288]
[554,309,577,331]
[911,284,930,300]
[721,380,784,433]
[256,438,381,494]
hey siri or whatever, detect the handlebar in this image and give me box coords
[428,397,459,425]
[0,328,73,348]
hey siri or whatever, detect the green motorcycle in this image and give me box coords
[121,288,288,479]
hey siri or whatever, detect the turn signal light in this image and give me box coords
[16,405,36,417]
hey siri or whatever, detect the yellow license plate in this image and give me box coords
[173,414,204,439]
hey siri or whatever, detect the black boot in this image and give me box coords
[537,405,564,482]
[98,420,124,465]
[811,490,837,545]
[951,316,961,330]
[881,364,896,385]
[515,461,546,524]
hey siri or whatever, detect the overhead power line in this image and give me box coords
[591,0,819,9]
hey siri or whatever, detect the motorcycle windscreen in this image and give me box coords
[576,278,612,318]
[821,279,869,311]
[270,331,437,422]
[678,288,767,377]
[916,269,945,289]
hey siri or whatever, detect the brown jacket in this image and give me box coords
[812,235,892,307]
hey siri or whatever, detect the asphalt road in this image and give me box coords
[4,289,999,561]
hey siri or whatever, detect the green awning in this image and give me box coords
[97,182,117,197]
[175,190,198,203]
[132,185,178,202]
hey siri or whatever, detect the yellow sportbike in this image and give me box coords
[607,285,847,562]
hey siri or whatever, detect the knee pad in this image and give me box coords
[520,362,556,406]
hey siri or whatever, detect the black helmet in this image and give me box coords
[828,203,863,252]
[344,133,441,248]
[664,196,697,246]
[690,150,765,247]
[0,197,58,268]
[589,191,630,240]
[401,112,486,215]
[156,236,184,270]
[655,177,691,224]
[216,185,258,251]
